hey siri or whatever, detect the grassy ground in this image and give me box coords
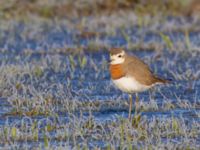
[0,49,199,149]
[0,0,199,149]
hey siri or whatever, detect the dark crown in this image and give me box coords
[110,48,124,55]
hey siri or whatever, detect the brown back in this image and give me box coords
[122,54,166,85]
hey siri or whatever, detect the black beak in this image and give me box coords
[110,59,114,63]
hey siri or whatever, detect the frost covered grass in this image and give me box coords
[0,1,199,149]
[0,113,199,149]
[0,48,199,149]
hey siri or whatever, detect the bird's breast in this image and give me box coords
[109,64,125,80]
[112,76,151,93]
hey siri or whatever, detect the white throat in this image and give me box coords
[110,59,125,65]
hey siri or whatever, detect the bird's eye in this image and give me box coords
[118,55,122,58]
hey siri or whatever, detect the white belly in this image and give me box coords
[112,76,151,93]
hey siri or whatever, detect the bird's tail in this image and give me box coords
[154,76,171,84]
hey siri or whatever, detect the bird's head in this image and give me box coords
[109,48,125,65]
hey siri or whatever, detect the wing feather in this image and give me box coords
[124,55,156,85]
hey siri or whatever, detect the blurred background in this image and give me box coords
[0,0,199,19]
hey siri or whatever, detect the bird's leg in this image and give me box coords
[135,93,139,114]
[149,87,154,101]
[128,94,132,121]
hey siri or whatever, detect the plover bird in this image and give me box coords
[109,48,169,120]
